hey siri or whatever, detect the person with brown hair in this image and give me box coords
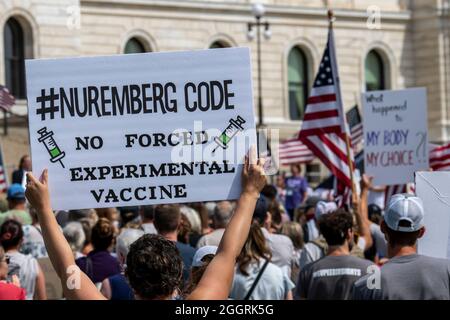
[281,221,304,283]
[177,213,193,245]
[0,220,47,300]
[296,210,374,300]
[230,222,294,300]
[75,218,120,285]
[139,205,157,235]
[0,245,26,300]
[299,175,374,270]
[153,204,196,282]
[11,155,31,186]
[252,195,294,277]
[24,147,266,300]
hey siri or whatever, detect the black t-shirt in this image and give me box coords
[296,255,374,300]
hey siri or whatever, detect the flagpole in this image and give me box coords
[3,109,7,136]
[328,9,357,197]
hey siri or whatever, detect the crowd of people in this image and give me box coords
[0,152,449,300]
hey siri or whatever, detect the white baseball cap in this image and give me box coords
[315,201,338,220]
[192,246,218,267]
[384,193,425,232]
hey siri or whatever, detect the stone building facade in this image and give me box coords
[0,0,449,177]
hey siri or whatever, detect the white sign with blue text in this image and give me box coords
[362,87,429,185]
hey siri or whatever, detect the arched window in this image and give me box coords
[209,41,230,49]
[365,50,386,91]
[288,47,309,120]
[124,37,146,54]
[4,17,26,99]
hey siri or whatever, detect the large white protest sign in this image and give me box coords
[362,88,429,185]
[416,172,450,259]
[26,48,256,210]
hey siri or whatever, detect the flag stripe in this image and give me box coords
[307,94,337,105]
[307,135,352,179]
[279,149,313,156]
[430,153,450,165]
[298,126,345,137]
[303,101,341,113]
[302,135,352,187]
[301,117,343,130]
[278,137,314,165]
[318,134,351,165]
[431,161,450,171]
[310,85,336,97]
[0,85,15,111]
[303,110,339,121]
[280,153,315,159]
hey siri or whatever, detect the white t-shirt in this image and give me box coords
[261,228,294,277]
[306,220,319,241]
[142,222,157,235]
[6,251,39,300]
[196,229,225,248]
[230,258,295,300]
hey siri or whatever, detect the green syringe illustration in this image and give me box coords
[37,127,66,168]
[212,116,246,153]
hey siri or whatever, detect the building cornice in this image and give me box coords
[80,0,411,22]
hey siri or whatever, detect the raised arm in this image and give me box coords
[353,174,373,250]
[25,170,105,300]
[188,147,266,300]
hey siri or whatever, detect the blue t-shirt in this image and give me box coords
[109,273,134,300]
[284,176,308,210]
[176,242,196,282]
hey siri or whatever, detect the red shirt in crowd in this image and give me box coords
[0,282,26,300]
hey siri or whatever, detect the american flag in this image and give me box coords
[298,24,355,190]
[0,143,7,193]
[429,141,450,171]
[0,85,15,111]
[346,105,363,152]
[279,138,314,165]
[384,184,409,208]
[279,107,362,166]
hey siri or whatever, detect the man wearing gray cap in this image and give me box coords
[353,193,450,300]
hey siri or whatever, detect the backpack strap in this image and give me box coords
[32,225,42,235]
[243,259,270,300]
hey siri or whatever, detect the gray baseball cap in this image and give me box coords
[192,246,217,267]
[315,201,338,220]
[385,193,425,232]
